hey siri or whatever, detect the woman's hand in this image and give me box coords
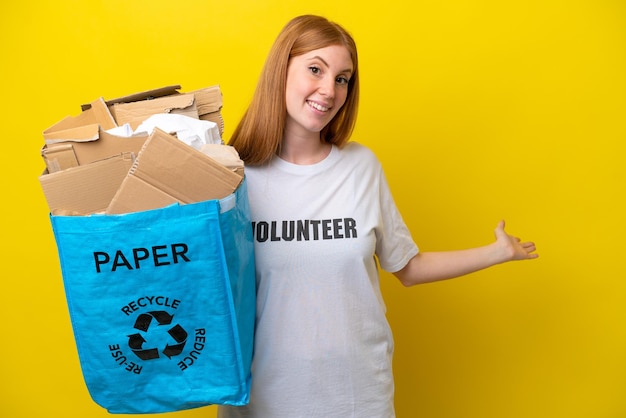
[493,220,539,262]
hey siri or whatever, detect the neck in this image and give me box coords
[280,133,331,165]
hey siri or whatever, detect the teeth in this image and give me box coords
[308,101,329,112]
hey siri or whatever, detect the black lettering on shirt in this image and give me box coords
[252,218,357,243]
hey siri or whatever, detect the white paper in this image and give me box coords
[134,114,222,149]
[105,124,134,137]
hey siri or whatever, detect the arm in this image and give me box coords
[393,220,538,287]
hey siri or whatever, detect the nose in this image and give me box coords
[318,76,335,99]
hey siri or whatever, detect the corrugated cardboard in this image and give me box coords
[40,153,134,215]
[43,97,117,142]
[39,84,233,216]
[107,128,242,214]
[83,85,182,110]
[42,144,79,173]
[42,128,148,173]
[80,85,224,135]
[102,175,179,215]
[42,85,220,174]
[109,93,199,130]
[42,97,124,173]
[200,144,244,178]
[190,85,224,135]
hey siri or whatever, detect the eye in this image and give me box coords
[336,75,350,85]
[308,66,321,75]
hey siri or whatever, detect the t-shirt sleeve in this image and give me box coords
[374,167,419,273]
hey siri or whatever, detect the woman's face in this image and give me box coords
[284,44,353,139]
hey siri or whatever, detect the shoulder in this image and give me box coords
[339,141,381,167]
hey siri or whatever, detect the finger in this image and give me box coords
[494,220,506,237]
[522,243,537,255]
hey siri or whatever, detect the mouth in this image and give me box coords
[307,100,331,112]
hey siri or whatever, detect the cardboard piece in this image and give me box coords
[80,84,224,134]
[39,84,234,216]
[112,85,224,134]
[42,144,79,172]
[40,153,134,215]
[107,128,242,214]
[42,128,148,173]
[190,85,224,135]
[43,97,117,142]
[200,144,244,177]
[42,97,129,173]
[102,175,179,215]
[82,85,182,110]
[109,93,198,130]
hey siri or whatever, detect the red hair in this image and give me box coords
[229,15,360,165]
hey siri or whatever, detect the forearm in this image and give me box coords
[393,243,507,287]
[392,221,538,286]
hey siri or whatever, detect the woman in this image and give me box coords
[219,14,538,418]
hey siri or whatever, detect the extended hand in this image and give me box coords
[494,220,539,261]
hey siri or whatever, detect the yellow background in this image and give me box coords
[1,1,625,417]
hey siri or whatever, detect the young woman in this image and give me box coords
[219,14,538,418]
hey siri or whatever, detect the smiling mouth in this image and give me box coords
[307,100,330,112]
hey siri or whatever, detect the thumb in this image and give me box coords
[495,219,506,236]
[494,219,515,243]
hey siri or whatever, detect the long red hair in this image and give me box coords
[228,15,360,165]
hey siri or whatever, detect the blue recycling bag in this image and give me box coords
[50,179,255,414]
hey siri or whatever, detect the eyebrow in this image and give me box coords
[308,55,353,75]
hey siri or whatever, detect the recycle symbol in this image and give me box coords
[128,311,188,360]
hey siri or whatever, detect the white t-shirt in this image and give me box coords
[219,142,419,418]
